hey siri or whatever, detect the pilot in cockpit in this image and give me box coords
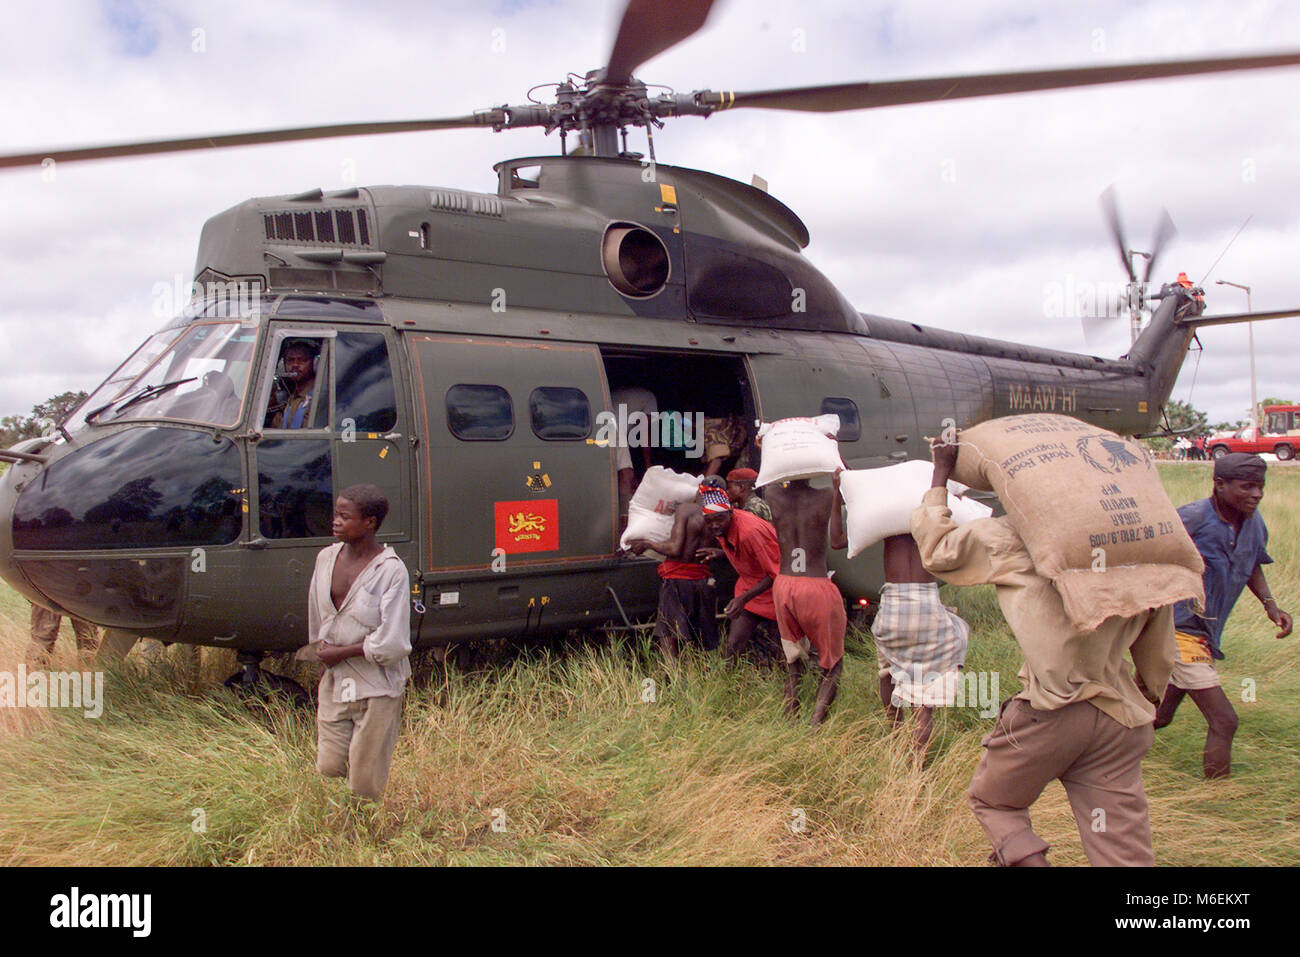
[265,338,320,429]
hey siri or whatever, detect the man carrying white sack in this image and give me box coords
[625,480,720,659]
[911,438,1176,867]
[838,472,970,756]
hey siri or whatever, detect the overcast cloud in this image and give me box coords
[1,0,1297,426]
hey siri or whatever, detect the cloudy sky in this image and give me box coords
[2,0,1297,427]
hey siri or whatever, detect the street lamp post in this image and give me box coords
[1216,279,1254,433]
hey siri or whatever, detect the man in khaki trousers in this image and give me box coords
[301,484,412,802]
[27,602,99,665]
[911,440,1175,866]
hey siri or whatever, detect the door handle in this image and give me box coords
[244,537,269,549]
[382,432,402,442]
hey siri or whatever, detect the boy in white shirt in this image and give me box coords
[301,484,411,801]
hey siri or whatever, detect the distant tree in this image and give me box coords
[1257,395,1294,428]
[0,390,88,448]
[1144,399,1210,454]
[1211,420,1247,433]
[1164,399,1209,438]
[0,414,39,449]
[32,390,88,426]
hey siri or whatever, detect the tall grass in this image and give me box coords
[0,463,1296,865]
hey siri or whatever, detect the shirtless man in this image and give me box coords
[301,484,411,801]
[625,482,719,658]
[761,477,848,727]
[870,525,970,754]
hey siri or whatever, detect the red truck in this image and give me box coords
[1205,404,1300,460]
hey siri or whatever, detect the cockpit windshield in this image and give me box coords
[73,322,259,429]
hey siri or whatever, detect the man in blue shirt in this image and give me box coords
[1155,453,1292,778]
[267,339,319,429]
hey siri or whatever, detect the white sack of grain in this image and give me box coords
[620,466,702,560]
[755,415,844,487]
[839,460,992,558]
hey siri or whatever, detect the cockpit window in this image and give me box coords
[64,330,184,434]
[86,322,258,428]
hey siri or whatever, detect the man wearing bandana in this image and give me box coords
[1155,453,1292,778]
[695,481,783,668]
[624,482,719,658]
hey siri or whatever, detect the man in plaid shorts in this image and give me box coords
[867,520,970,754]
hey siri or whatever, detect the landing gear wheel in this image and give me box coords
[223,652,310,708]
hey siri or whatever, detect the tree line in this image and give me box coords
[0,391,88,449]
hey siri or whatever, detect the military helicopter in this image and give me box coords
[1,0,1298,691]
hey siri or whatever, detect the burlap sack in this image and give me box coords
[839,460,992,558]
[620,466,701,560]
[952,414,1203,631]
[755,414,844,487]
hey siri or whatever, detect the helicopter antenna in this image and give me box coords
[1198,215,1252,286]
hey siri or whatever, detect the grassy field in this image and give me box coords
[0,462,1296,866]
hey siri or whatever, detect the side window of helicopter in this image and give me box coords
[257,439,334,539]
[263,336,331,430]
[335,332,397,431]
[819,397,861,442]
[446,385,514,440]
[529,387,591,440]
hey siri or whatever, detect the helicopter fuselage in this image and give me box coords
[0,155,1197,653]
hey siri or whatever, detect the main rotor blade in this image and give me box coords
[1100,186,1136,282]
[605,0,716,85]
[0,115,489,170]
[724,52,1300,113]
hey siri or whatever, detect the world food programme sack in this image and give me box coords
[620,466,701,560]
[839,460,992,558]
[755,415,844,487]
[951,413,1203,631]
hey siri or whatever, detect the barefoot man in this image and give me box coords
[760,477,848,727]
[625,482,719,659]
[301,484,411,801]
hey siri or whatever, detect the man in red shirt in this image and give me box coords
[625,485,718,659]
[695,487,782,665]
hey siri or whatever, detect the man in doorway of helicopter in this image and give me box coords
[267,338,320,429]
[300,484,411,802]
[610,384,658,503]
[724,467,772,522]
[1154,452,1292,778]
[702,414,748,477]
